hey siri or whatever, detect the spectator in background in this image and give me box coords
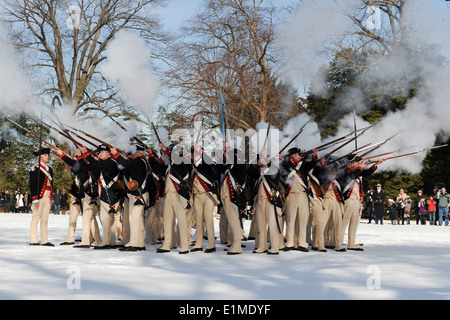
[396,189,408,225]
[364,187,375,224]
[373,184,386,225]
[4,190,11,213]
[53,189,62,215]
[0,190,5,212]
[404,196,412,225]
[437,187,450,226]
[432,187,440,225]
[427,195,436,226]
[387,199,397,224]
[61,189,68,215]
[415,190,427,225]
[15,189,24,213]
[24,190,31,213]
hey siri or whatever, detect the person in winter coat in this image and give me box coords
[415,190,427,225]
[364,187,375,224]
[404,196,412,224]
[387,199,397,224]
[427,195,436,226]
[396,189,408,224]
[373,184,385,224]
[437,187,450,226]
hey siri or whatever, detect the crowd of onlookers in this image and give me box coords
[364,185,450,226]
[0,188,68,214]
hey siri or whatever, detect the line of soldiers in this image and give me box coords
[28,139,383,255]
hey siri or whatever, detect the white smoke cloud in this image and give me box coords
[278,0,450,174]
[0,24,40,116]
[100,29,160,122]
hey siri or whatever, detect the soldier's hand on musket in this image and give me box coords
[54,148,63,156]
[320,156,326,166]
[110,146,117,155]
[75,148,82,157]
[359,162,368,169]
[79,145,87,154]
[158,142,167,151]
[312,148,320,155]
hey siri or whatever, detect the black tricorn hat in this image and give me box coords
[287,147,302,157]
[347,154,362,162]
[95,144,111,153]
[135,144,145,151]
[33,148,50,157]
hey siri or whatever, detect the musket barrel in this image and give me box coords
[151,122,162,144]
[5,117,59,151]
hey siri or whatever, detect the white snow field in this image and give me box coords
[1,212,450,301]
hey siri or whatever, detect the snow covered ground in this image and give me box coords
[1,212,450,301]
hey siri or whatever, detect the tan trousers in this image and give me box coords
[342,197,361,249]
[254,196,280,254]
[218,205,229,244]
[310,196,327,250]
[186,206,195,245]
[64,197,81,243]
[192,192,215,250]
[160,191,189,252]
[145,199,162,244]
[79,195,101,246]
[284,191,310,248]
[30,195,52,244]
[119,197,130,246]
[98,200,121,247]
[323,189,345,250]
[126,192,149,248]
[222,198,242,254]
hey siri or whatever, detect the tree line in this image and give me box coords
[0,0,448,197]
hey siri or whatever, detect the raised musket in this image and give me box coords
[365,144,448,164]
[303,124,374,158]
[278,118,313,155]
[5,116,60,152]
[358,129,407,158]
[63,124,125,154]
[151,122,162,144]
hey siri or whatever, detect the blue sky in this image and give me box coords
[155,0,298,31]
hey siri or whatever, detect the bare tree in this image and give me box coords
[1,0,168,122]
[164,0,299,131]
[334,0,407,55]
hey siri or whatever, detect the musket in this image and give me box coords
[5,116,59,151]
[106,115,149,149]
[36,119,97,158]
[195,117,204,144]
[261,123,270,151]
[358,129,407,158]
[63,124,125,154]
[365,144,448,164]
[360,144,416,162]
[54,124,99,149]
[361,152,393,161]
[302,124,375,157]
[151,122,162,144]
[353,110,358,150]
[278,118,313,155]
[324,122,378,163]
